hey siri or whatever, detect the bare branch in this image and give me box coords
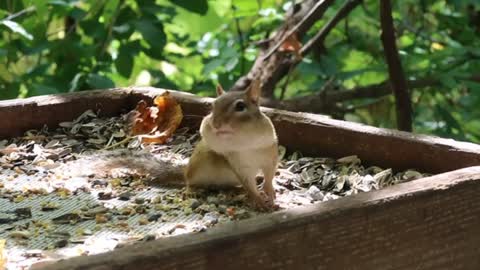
[232,5,246,74]
[262,0,335,61]
[0,6,35,22]
[261,77,439,114]
[261,71,480,115]
[301,0,363,56]
[380,0,413,131]
[230,0,336,95]
[231,0,362,101]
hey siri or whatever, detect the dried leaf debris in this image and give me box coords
[0,96,429,269]
[279,33,302,59]
[129,91,183,144]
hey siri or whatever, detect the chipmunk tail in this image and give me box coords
[53,149,186,185]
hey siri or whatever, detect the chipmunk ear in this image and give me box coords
[246,79,261,104]
[216,84,225,96]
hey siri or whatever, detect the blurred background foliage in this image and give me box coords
[1,0,480,143]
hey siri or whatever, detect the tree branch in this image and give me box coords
[380,0,412,131]
[262,0,335,61]
[261,72,480,115]
[231,0,362,102]
[230,0,336,96]
[261,77,439,114]
[301,0,363,56]
[0,6,35,22]
[232,5,246,74]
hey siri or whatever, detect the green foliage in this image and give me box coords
[1,0,480,143]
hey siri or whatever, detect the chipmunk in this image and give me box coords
[185,80,279,209]
[92,81,278,210]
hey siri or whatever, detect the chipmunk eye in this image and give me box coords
[234,100,247,112]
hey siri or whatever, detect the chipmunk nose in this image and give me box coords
[212,118,222,130]
[211,116,223,129]
[211,119,233,133]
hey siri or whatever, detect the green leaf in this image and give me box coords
[33,0,49,20]
[0,82,20,99]
[47,0,70,7]
[211,0,231,17]
[435,105,463,133]
[69,73,84,92]
[224,57,238,71]
[70,6,87,20]
[0,63,14,82]
[79,19,106,39]
[203,58,223,76]
[115,45,134,78]
[439,75,457,89]
[463,80,480,92]
[232,0,258,17]
[30,83,60,96]
[168,0,208,15]
[102,0,120,24]
[133,19,166,48]
[138,0,165,16]
[86,74,115,89]
[133,19,166,59]
[169,3,223,39]
[26,63,50,77]
[1,20,33,40]
[116,5,136,25]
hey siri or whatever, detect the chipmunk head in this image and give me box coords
[210,80,262,137]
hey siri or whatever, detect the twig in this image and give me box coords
[301,0,362,55]
[361,1,374,18]
[380,0,412,131]
[231,0,358,98]
[256,0,262,10]
[262,0,335,61]
[232,5,246,74]
[279,63,295,100]
[344,16,350,42]
[100,1,124,55]
[103,136,133,150]
[0,6,36,22]
[261,76,440,114]
[6,0,12,13]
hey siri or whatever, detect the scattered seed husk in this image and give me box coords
[41,202,60,211]
[147,213,162,222]
[0,106,432,270]
[142,234,156,241]
[53,239,68,248]
[52,213,81,225]
[138,216,149,225]
[9,230,31,239]
[134,197,145,204]
[118,191,134,201]
[95,214,109,224]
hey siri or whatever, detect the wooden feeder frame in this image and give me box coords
[1,87,479,270]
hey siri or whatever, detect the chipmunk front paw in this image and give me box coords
[251,192,276,212]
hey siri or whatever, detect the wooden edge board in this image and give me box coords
[1,87,480,173]
[0,88,132,139]
[42,166,480,270]
[130,87,480,173]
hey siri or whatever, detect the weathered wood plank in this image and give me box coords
[132,87,480,173]
[0,89,132,138]
[2,88,480,269]
[43,166,480,270]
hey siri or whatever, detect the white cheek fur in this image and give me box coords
[200,113,277,154]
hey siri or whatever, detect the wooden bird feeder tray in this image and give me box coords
[1,87,479,270]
